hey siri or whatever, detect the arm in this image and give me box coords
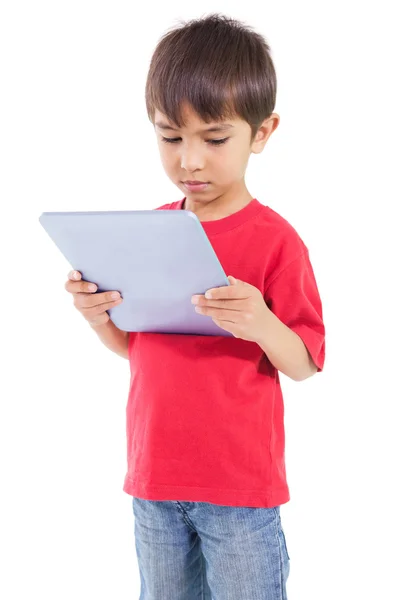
[257,308,318,382]
[90,319,130,360]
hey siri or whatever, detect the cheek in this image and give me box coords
[215,152,242,178]
[159,148,174,171]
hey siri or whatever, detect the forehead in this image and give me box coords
[154,107,237,133]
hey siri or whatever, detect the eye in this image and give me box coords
[161,137,228,146]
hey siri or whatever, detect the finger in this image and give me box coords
[75,280,98,294]
[192,297,244,310]
[77,281,97,294]
[65,271,80,292]
[75,290,121,309]
[66,270,98,294]
[194,305,239,322]
[81,297,123,317]
[68,270,81,281]
[204,283,250,301]
[65,279,97,294]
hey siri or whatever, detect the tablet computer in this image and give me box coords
[39,209,233,337]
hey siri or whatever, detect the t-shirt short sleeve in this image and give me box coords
[264,250,326,372]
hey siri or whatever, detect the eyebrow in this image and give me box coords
[155,121,234,133]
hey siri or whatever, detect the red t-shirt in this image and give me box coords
[123,197,325,507]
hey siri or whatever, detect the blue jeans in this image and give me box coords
[132,497,290,599]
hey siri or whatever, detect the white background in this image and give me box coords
[1,1,399,598]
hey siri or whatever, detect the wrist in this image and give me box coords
[254,305,274,347]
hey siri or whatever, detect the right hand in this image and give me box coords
[65,270,123,327]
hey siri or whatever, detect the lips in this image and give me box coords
[183,181,209,192]
[183,180,208,184]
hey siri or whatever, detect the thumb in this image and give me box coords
[228,275,238,285]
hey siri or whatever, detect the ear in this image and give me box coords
[251,113,280,154]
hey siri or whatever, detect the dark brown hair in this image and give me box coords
[145,13,277,144]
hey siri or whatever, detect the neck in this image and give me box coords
[183,190,253,221]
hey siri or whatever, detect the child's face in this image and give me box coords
[153,102,278,202]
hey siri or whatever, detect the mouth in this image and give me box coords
[183,180,209,185]
[182,181,210,191]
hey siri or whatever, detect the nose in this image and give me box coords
[180,143,205,173]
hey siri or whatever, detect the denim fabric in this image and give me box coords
[132,497,290,599]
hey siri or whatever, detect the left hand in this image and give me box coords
[191,275,270,343]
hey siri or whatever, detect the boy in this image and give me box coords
[65,13,325,600]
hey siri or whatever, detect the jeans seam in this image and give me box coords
[174,501,198,532]
[201,546,207,600]
[273,507,285,600]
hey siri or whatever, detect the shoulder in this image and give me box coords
[249,202,319,294]
[255,202,309,264]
